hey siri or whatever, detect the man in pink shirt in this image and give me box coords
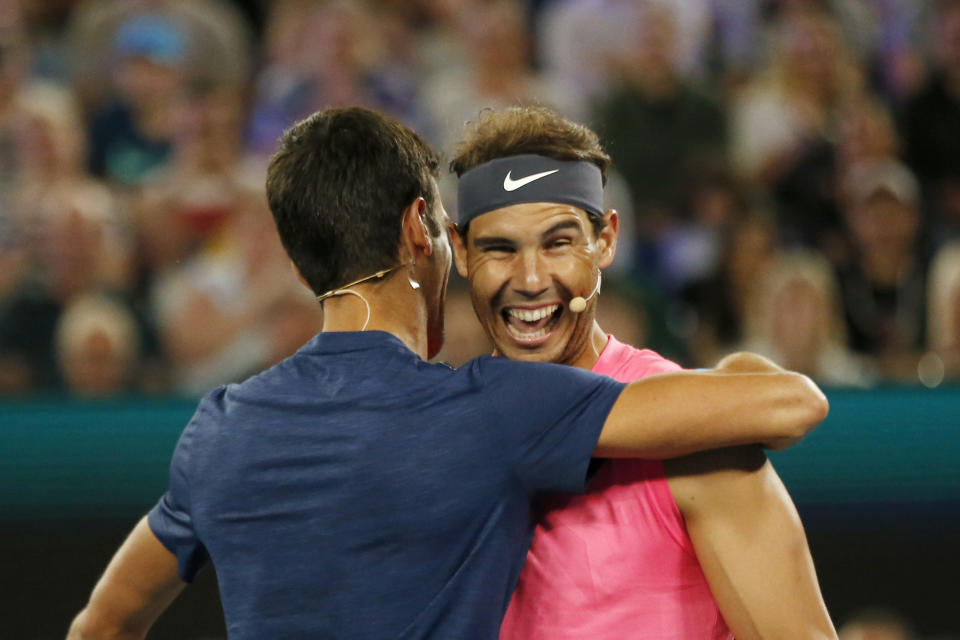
[449,106,838,639]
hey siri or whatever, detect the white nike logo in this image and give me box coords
[503,169,559,191]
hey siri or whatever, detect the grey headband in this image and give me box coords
[456,154,604,225]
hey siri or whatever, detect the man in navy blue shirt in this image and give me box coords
[67,107,827,640]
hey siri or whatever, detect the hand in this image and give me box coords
[714,353,828,450]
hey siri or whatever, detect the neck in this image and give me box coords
[568,321,610,371]
[320,275,429,359]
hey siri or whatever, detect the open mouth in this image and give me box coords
[501,303,563,344]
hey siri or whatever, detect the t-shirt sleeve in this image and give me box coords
[147,400,211,582]
[475,357,625,496]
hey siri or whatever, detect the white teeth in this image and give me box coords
[506,304,559,322]
[506,324,549,340]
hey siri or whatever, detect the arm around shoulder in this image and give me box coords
[67,516,186,640]
[595,358,828,458]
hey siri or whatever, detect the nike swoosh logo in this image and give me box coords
[503,169,559,191]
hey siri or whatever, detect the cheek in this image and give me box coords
[468,261,509,309]
[554,249,598,291]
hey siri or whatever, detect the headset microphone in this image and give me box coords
[569,272,602,313]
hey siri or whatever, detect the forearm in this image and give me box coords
[67,611,146,640]
[666,449,837,639]
[596,367,828,458]
[66,517,186,640]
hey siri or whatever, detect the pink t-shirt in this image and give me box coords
[499,335,732,639]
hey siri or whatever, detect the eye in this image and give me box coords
[546,237,573,250]
[483,244,515,256]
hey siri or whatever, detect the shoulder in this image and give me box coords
[224,340,348,401]
[465,354,603,383]
[626,348,683,375]
[599,336,683,381]
[461,355,618,404]
[182,385,229,439]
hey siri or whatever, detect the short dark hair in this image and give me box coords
[450,106,611,237]
[266,107,440,295]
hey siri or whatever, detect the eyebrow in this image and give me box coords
[472,235,516,249]
[542,220,585,238]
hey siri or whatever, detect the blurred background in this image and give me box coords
[0,0,958,638]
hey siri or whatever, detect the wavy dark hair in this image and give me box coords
[267,107,441,295]
[450,106,611,237]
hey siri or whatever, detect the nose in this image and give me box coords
[512,249,548,298]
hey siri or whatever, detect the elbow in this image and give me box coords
[67,610,95,640]
[812,389,830,426]
[793,374,829,438]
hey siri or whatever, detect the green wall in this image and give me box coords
[2,387,958,517]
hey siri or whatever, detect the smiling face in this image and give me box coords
[452,202,617,367]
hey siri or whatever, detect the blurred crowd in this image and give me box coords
[2,0,960,399]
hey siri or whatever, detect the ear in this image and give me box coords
[449,221,469,278]
[597,209,619,270]
[401,197,432,259]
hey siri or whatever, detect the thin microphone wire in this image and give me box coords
[570,272,602,312]
[322,289,373,331]
[316,264,408,331]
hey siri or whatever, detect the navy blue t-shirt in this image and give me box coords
[149,331,625,639]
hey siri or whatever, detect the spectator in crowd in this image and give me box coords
[536,0,765,120]
[742,250,872,386]
[137,80,258,275]
[247,0,428,155]
[830,93,904,264]
[817,0,928,104]
[900,0,960,245]
[682,213,777,367]
[55,293,142,397]
[0,0,957,390]
[927,242,960,380]
[838,160,927,381]
[150,196,319,395]
[14,82,130,268]
[591,2,727,278]
[653,169,751,294]
[0,82,132,394]
[423,0,547,153]
[835,95,901,190]
[534,0,634,121]
[67,0,251,110]
[86,14,187,186]
[129,80,260,384]
[0,197,132,394]
[730,6,863,250]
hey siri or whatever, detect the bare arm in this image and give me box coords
[67,517,186,640]
[664,447,837,639]
[596,353,828,458]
